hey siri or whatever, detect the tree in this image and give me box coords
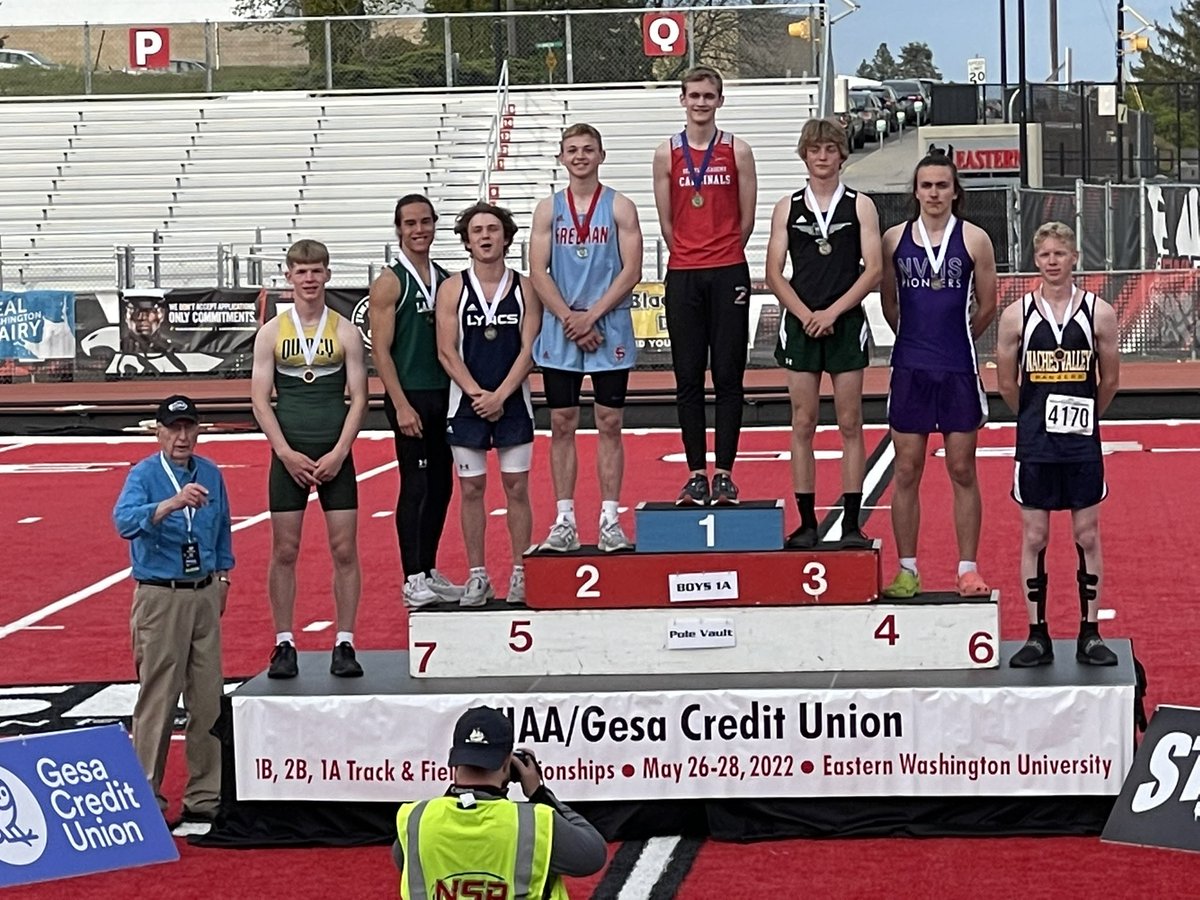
[232,0,412,66]
[895,41,941,80]
[1131,1,1200,156]
[856,43,897,80]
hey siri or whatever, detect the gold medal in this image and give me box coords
[302,367,316,383]
[691,193,704,208]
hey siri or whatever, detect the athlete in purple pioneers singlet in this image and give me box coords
[879,151,998,600]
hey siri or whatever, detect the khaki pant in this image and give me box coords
[130,581,223,816]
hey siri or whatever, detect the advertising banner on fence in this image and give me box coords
[0,724,177,888]
[0,291,75,362]
[233,683,1133,803]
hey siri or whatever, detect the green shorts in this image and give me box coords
[774,305,869,374]
[269,439,358,513]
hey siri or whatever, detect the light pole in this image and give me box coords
[1017,0,1029,187]
[1000,0,1008,122]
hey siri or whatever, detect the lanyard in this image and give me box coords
[396,250,438,311]
[467,265,511,326]
[288,304,329,367]
[159,452,193,535]
[566,185,604,248]
[680,129,719,196]
[915,214,958,280]
[1036,285,1079,347]
[804,181,846,244]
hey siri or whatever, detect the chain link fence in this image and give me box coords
[0,5,824,96]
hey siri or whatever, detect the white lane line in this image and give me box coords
[371,510,391,518]
[822,438,896,543]
[302,620,333,633]
[616,836,681,900]
[1098,609,1116,620]
[17,517,42,524]
[0,442,30,454]
[0,458,397,640]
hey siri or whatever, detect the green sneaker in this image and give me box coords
[882,568,922,598]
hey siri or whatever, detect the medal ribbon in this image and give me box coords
[681,129,719,198]
[289,305,329,369]
[567,185,604,251]
[467,265,511,327]
[395,250,438,311]
[159,452,193,535]
[1037,285,1079,347]
[915,214,957,282]
[804,181,845,246]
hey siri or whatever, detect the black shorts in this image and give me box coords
[541,367,631,409]
[447,391,534,450]
[1012,459,1106,511]
[269,439,358,513]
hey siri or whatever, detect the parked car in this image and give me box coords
[0,49,61,70]
[866,85,902,132]
[918,78,941,120]
[127,58,208,75]
[850,90,887,143]
[837,102,866,151]
[883,79,930,125]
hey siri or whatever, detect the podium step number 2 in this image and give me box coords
[409,599,1000,677]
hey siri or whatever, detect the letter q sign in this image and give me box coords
[643,13,687,57]
[129,28,171,69]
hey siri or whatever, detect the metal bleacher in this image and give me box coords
[0,80,818,289]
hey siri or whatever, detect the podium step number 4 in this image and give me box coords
[634,501,784,553]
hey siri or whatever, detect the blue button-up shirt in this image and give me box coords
[113,451,235,581]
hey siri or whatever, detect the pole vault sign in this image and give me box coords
[643,13,687,57]
[128,28,170,69]
[1103,705,1200,853]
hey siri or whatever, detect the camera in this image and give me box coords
[508,749,539,782]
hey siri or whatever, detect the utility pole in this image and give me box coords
[1049,0,1059,81]
[1115,1,1124,182]
[1000,0,1009,121]
[1018,0,1029,186]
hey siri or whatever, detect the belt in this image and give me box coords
[138,575,213,590]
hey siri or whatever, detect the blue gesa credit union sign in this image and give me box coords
[0,724,177,888]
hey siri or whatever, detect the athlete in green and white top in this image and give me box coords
[368,194,462,608]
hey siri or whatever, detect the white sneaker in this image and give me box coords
[598,519,634,553]
[460,573,494,608]
[403,572,440,608]
[427,568,464,601]
[507,569,526,605]
[538,520,580,552]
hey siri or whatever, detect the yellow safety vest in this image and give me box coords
[396,795,569,900]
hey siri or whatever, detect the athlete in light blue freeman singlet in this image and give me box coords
[529,124,644,555]
[879,153,998,601]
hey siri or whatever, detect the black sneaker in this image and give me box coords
[330,642,364,678]
[839,527,872,549]
[710,473,740,506]
[1009,628,1054,668]
[1076,632,1118,666]
[785,525,818,549]
[675,473,710,506]
[267,641,298,679]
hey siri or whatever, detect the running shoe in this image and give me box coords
[403,572,441,608]
[598,519,634,553]
[330,642,363,678]
[267,641,298,679]
[785,525,818,549]
[1009,626,1054,668]
[882,568,922,599]
[1076,631,1118,666]
[538,520,580,552]
[710,473,740,506]
[460,573,495,608]
[427,569,465,601]
[839,526,873,549]
[507,569,526,605]
[675,473,710,506]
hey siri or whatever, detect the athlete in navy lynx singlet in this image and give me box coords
[996,222,1121,668]
[880,153,998,600]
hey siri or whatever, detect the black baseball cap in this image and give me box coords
[156,395,199,426]
[448,706,513,771]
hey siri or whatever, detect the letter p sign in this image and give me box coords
[129,28,170,69]
[642,13,686,57]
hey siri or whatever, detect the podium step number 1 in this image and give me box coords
[634,501,784,553]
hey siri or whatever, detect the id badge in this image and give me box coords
[181,541,202,575]
[1044,393,1094,436]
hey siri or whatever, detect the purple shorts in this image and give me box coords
[888,367,987,434]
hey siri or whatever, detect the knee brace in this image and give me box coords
[1076,542,1099,617]
[1026,548,1048,624]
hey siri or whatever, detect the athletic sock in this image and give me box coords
[556,500,576,525]
[469,566,488,579]
[275,631,294,646]
[842,492,863,530]
[335,631,353,647]
[899,557,918,575]
[957,560,978,577]
[795,492,818,530]
[600,500,620,525]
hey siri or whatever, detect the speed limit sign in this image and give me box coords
[967,57,987,85]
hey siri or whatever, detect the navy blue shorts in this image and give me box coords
[887,367,987,434]
[1012,459,1106,511]
[446,394,533,450]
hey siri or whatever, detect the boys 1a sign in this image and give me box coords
[1103,705,1200,853]
[0,725,176,888]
